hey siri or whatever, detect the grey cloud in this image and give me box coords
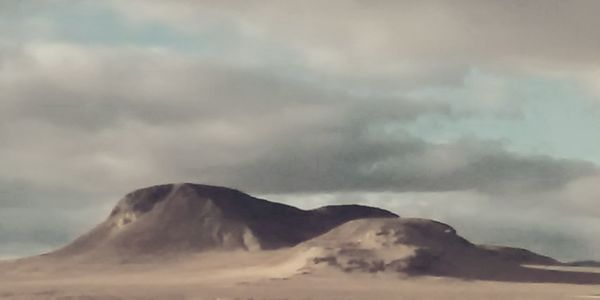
[1,44,596,197]
[0,179,113,257]
[0,206,98,257]
[107,0,600,75]
[0,45,396,131]
[210,133,597,195]
[0,179,108,209]
[2,2,600,259]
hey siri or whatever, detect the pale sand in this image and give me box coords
[2,251,600,300]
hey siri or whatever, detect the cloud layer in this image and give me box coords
[2,1,600,260]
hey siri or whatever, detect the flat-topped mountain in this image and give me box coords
[52,183,397,258]
[39,182,563,280]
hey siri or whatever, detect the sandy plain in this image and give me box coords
[2,251,600,300]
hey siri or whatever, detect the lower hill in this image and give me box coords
[295,218,559,279]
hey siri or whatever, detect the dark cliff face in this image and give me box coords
[55,183,398,257]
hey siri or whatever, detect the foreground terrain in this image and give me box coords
[2,254,600,300]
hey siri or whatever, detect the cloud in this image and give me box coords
[0,179,112,257]
[1,1,600,260]
[1,42,595,195]
[106,1,600,80]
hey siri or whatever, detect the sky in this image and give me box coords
[2,0,600,261]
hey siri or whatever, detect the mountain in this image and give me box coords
[51,183,397,258]
[42,182,562,280]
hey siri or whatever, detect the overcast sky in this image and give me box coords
[2,0,600,261]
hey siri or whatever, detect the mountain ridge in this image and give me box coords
[52,183,398,258]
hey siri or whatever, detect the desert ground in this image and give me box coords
[2,251,600,300]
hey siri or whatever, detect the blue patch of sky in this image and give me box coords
[4,2,263,59]
[41,4,230,55]
[49,4,307,71]
[404,68,600,163]
[3,2,398,96]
